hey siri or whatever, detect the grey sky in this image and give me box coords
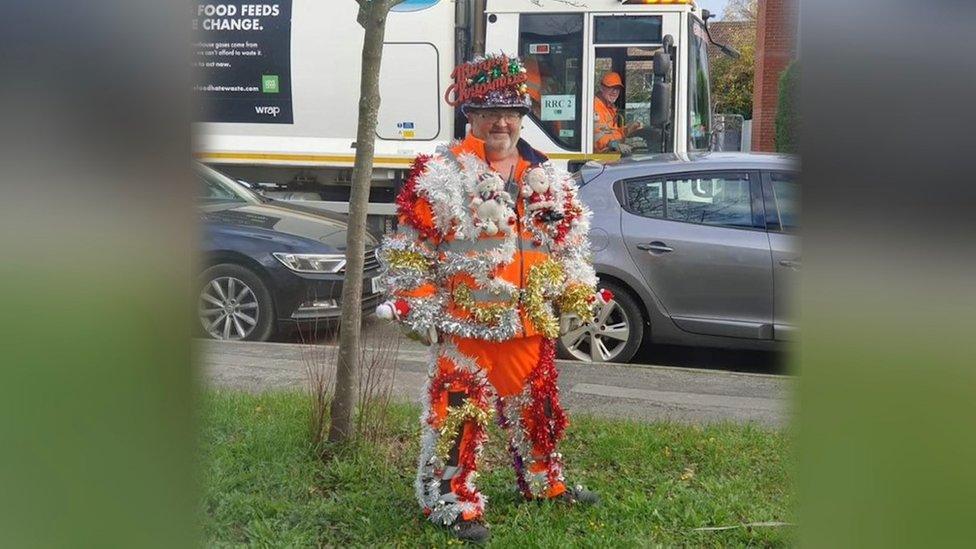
[696,0,730,19]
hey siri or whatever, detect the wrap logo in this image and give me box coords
[255,105,281,117]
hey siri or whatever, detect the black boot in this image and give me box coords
[554,484,600,506]
[447,518,491,544]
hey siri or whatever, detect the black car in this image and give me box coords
[197,163,383,341]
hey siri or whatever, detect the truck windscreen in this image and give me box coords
[688,18,712,151]
[519,14,584,151]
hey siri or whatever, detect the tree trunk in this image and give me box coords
[328,0,399,443]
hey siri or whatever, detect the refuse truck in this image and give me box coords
[192,0,722,230]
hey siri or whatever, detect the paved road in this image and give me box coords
[200,331,792,428]
[280,317,789,375]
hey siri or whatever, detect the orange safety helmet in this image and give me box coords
[600,71,624,89]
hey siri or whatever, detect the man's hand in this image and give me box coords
[615,142,634,156]
[626,120,643,136]
[400,324,433,346]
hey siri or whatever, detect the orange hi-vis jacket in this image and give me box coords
[379,134,598,344]
[593,96,626,153]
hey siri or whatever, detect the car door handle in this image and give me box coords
[637,241,674,254]
[779,259,801,270]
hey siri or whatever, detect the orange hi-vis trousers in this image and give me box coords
[415,335,569,525]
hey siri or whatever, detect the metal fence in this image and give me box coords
[712,113,746,152]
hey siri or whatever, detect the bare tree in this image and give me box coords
[328,0,405,444]
[722,0,758,22]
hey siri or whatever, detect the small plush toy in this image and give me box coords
[522,167,550,197]
[471,172,515,235]
[376,299,410,321]
[522,167,563,223]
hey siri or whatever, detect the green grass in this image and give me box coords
[202,391,795,547]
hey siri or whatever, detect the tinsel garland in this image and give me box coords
[434,400,494,462]
[452,283,515,325]
[494,339,568,499]
[396,154,441,241]
[524,260,566,338]
[417,343,493,525]
[385,248,431,273]
[524,338,568,496]
[384,144,600,343]
[558,283,596,325]
[496,398,534,496]
[427,368,493,430]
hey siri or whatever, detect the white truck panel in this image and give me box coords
[195,0,455,165]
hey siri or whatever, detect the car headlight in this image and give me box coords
[272,252,346,274]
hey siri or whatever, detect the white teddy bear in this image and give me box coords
[471,172,515,235]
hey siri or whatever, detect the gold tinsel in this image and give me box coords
[524,260,566,338]
[452,284,514,325]
[434,400,494,462]
[558,283,596,325]
[386,249,430,272]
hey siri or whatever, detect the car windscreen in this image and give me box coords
[197,165,262,205]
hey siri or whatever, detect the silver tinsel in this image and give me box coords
[415,341,492,525]
[379,141,599,339]
[499,389,566,499]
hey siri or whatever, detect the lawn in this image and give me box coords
[201,391,794,547]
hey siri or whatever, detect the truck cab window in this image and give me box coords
[592,15,668,156]
[519,14,584,150]
[688,18,712,151]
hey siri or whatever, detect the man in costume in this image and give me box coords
[376,55,608,542]
[593,71,643,155]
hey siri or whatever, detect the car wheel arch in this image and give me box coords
[593,272,650,329]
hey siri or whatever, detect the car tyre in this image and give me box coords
[197,263,275,342]
[557,281,644,363]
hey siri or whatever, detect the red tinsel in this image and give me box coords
[427,368,492,429]
[453,423,489,508]
[525,338,568,459]
[552,191,582,245]
[395,154,440,241]
[427,363,493,513]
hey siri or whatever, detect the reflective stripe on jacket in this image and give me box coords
[593,97,625,152]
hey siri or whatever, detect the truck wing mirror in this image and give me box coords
[650,47,672,126]
[649,80,672,126]
[652,49,671,77]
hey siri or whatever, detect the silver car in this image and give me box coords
[559,153,799,363]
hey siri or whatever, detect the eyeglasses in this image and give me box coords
[471,110,524,122]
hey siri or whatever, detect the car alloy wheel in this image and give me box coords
[198,276,260,340]
[559,297,632,362]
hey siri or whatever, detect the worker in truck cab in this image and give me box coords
[594,71,643,155]
[376,54,605,543]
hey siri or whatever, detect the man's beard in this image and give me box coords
[485,132,515,153]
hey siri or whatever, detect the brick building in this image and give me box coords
[751,0,798,152]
